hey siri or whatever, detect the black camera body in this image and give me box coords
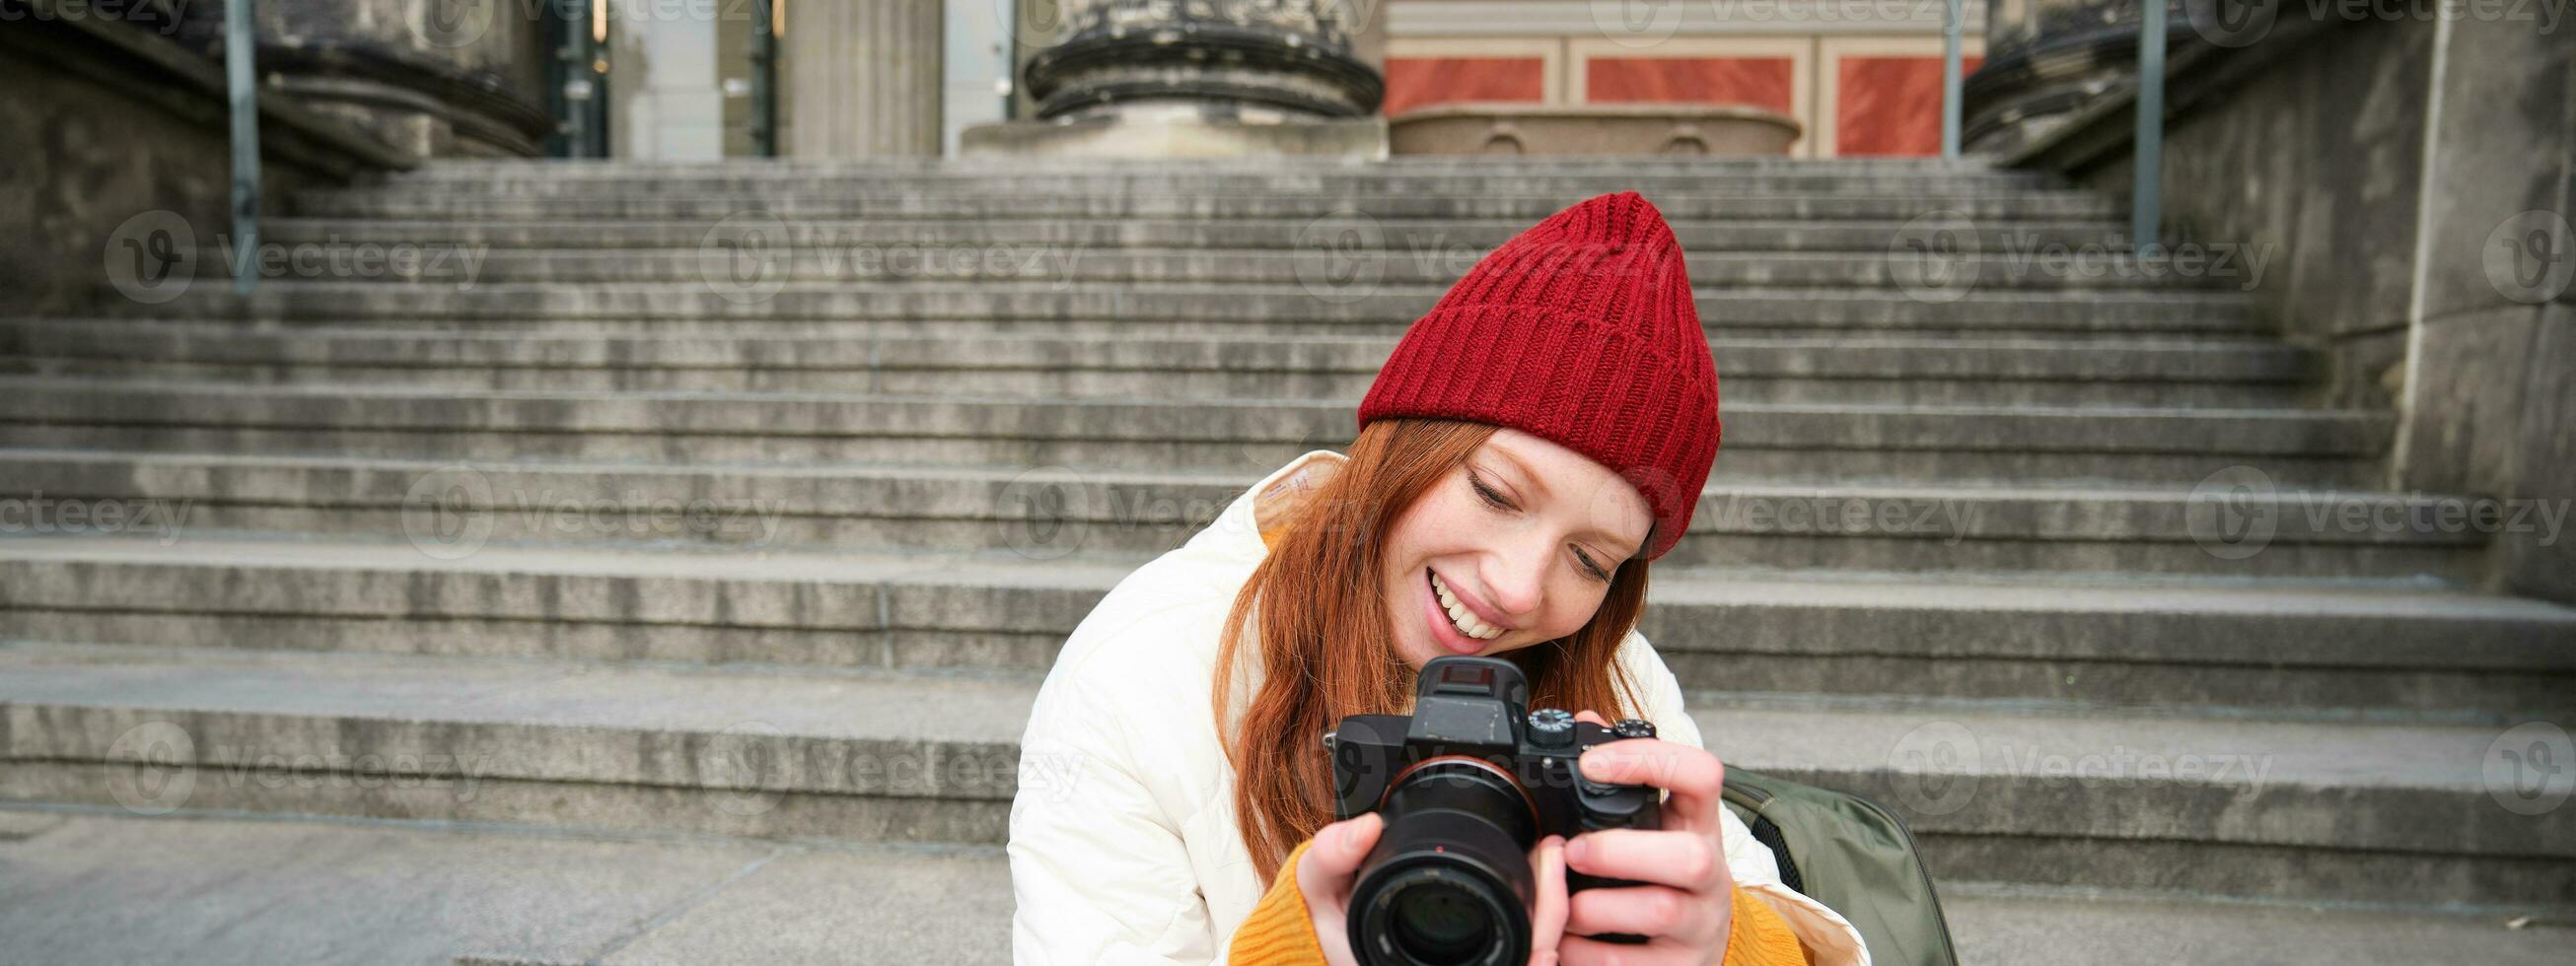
[1326,656,1664,965]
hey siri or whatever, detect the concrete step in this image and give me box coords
[287,192,2122,223]
[261,216,2133,254]
[0,321,2311,407]
[0,808,1015,966]
[0,808,2565,966]
[338,167,2058,197]
[60,313,2276,342]
[1935,883,2571,965]
[0,536,2567,719]
[0,380,2387,483]
[8,809,2560,966]
[0,388,2384,484]
[118,282,2254,335]
[0,642,2565,909]
[0,451,2482,579]
[384,156,2037,177]
[198,244,2250,293]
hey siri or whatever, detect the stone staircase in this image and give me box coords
[0,157,2569,963]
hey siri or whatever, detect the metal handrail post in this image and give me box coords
[227,0,260,296]
[1942,0,1964,160]
[2133,0,2167,252]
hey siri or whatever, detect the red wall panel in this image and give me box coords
[1384,57,1547,116]
[1835,55,1984,156]
[1585,57,1795,115]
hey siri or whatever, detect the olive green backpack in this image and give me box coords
[1720,769,1960,966]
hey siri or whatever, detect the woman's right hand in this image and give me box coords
[1297,811,1572,966]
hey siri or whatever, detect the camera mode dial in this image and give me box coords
[1528,709,1575,747]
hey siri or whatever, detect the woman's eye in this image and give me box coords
[1574,548,1610,583]
[1473,470,1610,582]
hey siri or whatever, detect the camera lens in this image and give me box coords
[1389,878,1490,964]
[1347,759,1539,966]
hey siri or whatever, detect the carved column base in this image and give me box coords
[962,104,1387,160]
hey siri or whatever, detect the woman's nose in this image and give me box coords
[1482,542,1549,620]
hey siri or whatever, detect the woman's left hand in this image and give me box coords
[1555,712,1737,965]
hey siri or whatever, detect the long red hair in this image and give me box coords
[1211,417,1656,883]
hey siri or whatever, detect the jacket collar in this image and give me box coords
[1194,448,1348,561]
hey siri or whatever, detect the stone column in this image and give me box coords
[787,0,943,158]
[1021,0,1381,124]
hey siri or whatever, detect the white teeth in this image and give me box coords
[1429,572,1504,641]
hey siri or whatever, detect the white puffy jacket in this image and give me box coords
[1009,449,1871,965]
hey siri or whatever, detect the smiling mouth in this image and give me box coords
[1424,568,1501,655]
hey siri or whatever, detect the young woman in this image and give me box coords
[1009,192,1870,965]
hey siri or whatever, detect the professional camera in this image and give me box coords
[1325,656,1665,966]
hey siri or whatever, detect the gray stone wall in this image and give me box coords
[0,5,412,314]
[2397,12,2576,602]
[2016,14,2576,602]
[2078,21,2430,411]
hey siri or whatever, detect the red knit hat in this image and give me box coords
[1357,190,1719,563]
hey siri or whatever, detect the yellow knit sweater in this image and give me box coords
[1227,839,1812,964]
